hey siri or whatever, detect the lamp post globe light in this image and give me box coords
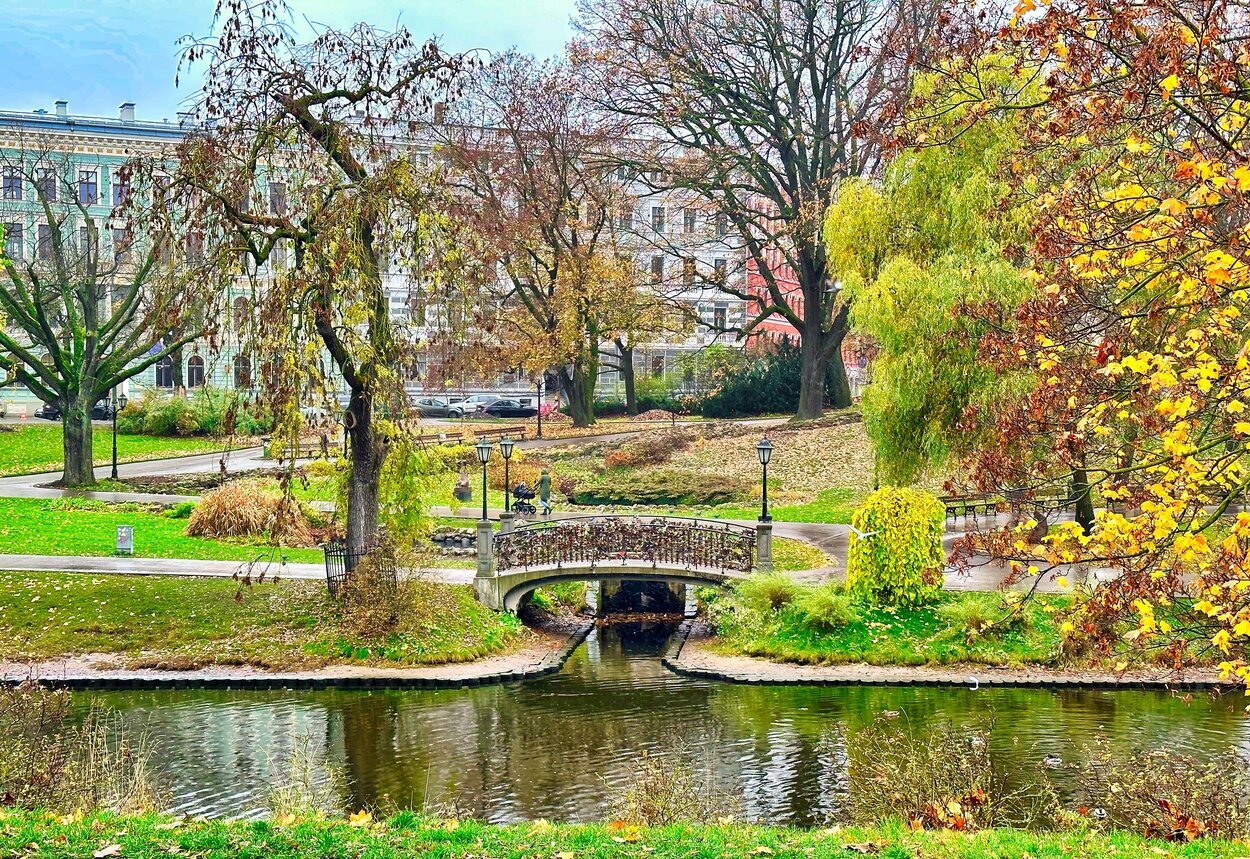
[110,389,128,480]
[475,439,493,521]
[756,437,773,522]
[499,437,515,513]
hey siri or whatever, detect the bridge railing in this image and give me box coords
[493,516,756,574]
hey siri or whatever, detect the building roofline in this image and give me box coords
[0,109,188,142]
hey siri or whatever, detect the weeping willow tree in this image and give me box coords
[832,62,1034,485]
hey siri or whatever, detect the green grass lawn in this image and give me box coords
[0,497,324,563]
[0,424,228,477]
[699,487,860,524]
[709,586,1069,668]
[1,813,1242,859]
[0,571,525,668]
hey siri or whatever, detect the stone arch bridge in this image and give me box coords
[472,515,774,612]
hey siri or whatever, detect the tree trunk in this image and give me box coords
[827,344,852,409]
[171,344,185,389]
[795,334,830,422]
[560,363,597,428]
[60,399,95,487]
[617,341,638,415]
[1072,465,1095,535]
[344,388,385,555]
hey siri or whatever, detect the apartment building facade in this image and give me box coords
[0,101,749,410]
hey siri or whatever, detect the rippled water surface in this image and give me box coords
[82,621,1250,823]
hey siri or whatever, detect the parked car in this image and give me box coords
[483,398,538,418]
[415,397,454,418]
[448,394,499,416]
[34,400,114,421]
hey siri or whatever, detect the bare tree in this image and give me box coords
[0,142,220,486]
[575,0,940,419]
[440,52,681,426]
[178,0,466,553]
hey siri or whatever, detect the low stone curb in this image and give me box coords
[662,622,1232,691]
[3,618,594,693]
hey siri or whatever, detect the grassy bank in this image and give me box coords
[0,497,325,563]
[708,586,1068,667]
[0,812,1241,859]
[0,425,228,477]
[0,571,525,668]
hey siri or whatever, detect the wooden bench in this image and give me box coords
[474,426,529,443]
[414,431,465,446]
[263,435,339,460]
[940,493,997,521]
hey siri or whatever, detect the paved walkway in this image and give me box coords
[0,431,1092,594]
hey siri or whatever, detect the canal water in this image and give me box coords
[82,621,1248,823]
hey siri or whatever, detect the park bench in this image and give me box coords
[263,435,339,460]
[474,426,529,443]
[940,493,997,522]
[414,431,465,446]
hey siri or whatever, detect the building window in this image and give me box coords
[272,239,287,270]
[714,258,727,280]
[682,258,695,286]
[650,255,664,283]
[232,296,249,330]
[154,356,174,389]
[233,354,252,389]
[35,169,57,202]
[112,172,129,207]
[714,303,728,330]
[651,206,665,233]
[36,224,52,261]
[3,223,23,260]
[78,170,98,205]
[186,356,205,388]
[683,208,696,233]
[185,232,204,265]
[651,353,665,377]
[2,170,22,201]
[618,206,633,231]
[715,212,728,238]
[268,181,287,216]
[112,228,131,261]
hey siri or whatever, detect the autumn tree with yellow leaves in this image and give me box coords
[920,0,1250,680]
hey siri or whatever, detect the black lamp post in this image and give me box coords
[535,379,543,439]
[756,437,773,522]
[475,438,493,521]
[110,389,128,480]
[500,436,515,513]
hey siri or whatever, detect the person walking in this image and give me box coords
[537,468,552,516]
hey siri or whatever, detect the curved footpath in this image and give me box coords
[662,620,1230,691]
[2,617,594,691]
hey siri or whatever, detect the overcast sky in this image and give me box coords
[2,0,578,121]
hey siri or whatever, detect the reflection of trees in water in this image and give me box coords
[85,691,333,818]
[85,649,1250,824]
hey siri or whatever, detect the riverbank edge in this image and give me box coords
[0,615,594,692]
[2,811,1244,859]
[662,620,1233,690]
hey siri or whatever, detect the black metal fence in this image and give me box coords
[321,538,398,597]
[493,516,756,574]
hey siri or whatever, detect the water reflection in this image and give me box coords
[80,621,1249,824]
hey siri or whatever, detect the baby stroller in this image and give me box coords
[511,482,537,516]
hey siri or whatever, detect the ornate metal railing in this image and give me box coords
[493,516,756,575]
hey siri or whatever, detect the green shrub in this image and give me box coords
[736,572,800,612]
[572,470,748,506]
[791,583,859,632]
[166,501,196,519]
[936,593,1027,643]
[117,388,273,437]
[700,341,844,418]
[845,486,945,607]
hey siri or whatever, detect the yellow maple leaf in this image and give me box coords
[348,810,373,828]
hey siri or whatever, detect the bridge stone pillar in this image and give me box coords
[756,521,774,574]
[474,519,504,610]
[499,512,516,535]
